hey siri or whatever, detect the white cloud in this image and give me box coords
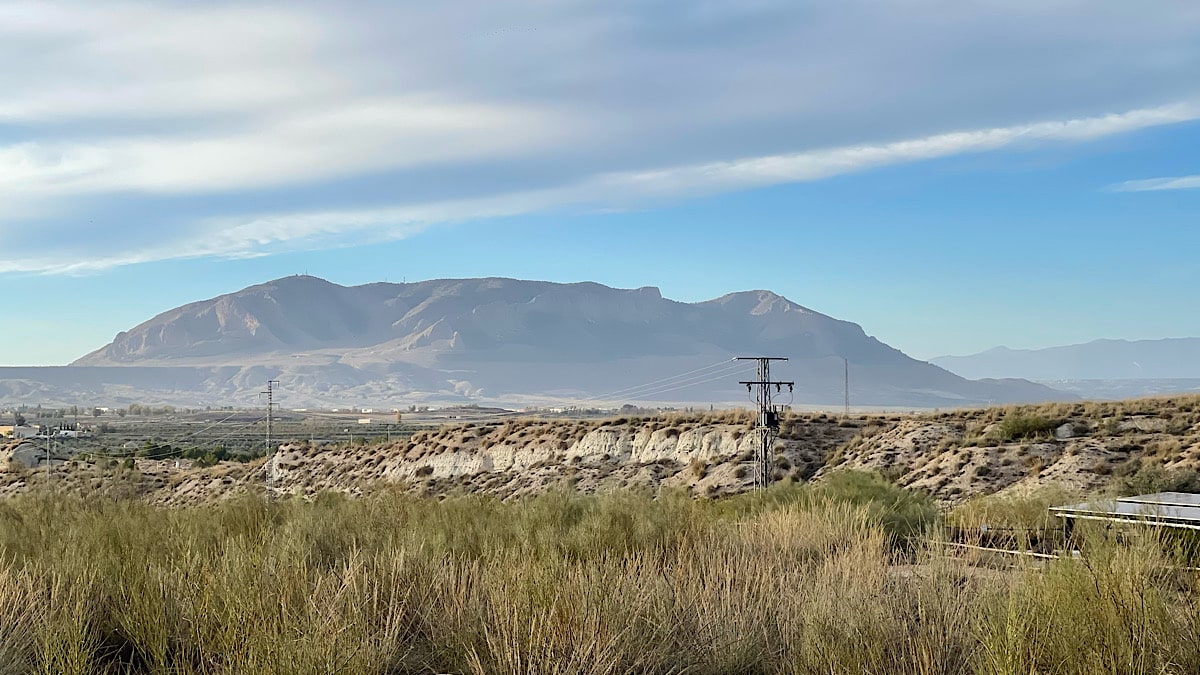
[5,102,1195,275]
[0,97,569,196]
[0,208,436,274]
[587,103,1200,198]
[1113,175,1200,192]
[1,0,1199,272]
[0,2,338,122]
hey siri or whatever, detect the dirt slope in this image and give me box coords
[824,396,1200,501]
[3,396,1198,505]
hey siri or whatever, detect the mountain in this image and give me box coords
[2,276,1067,408]
[932,338,1200,381]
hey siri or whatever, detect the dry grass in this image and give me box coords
[0,477,1197,674]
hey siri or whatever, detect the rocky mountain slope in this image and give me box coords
[53,275,1063,408]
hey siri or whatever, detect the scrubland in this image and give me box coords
[5,395,1199,506]
[1,473,1199,674]
[2,396,1200,673]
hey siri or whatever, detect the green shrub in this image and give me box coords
[993,414,1058,442]
[1115,465,1200,496]
[810,470,938,545]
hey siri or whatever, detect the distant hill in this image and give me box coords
[932,338,1200,381]
[1,276,1067,408]
[75,275,893,366]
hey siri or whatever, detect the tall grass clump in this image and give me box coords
[976,528,1200,674]
[0,478,1197,673]
[992,413,1059,442]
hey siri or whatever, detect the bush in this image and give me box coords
[993,414,1059,442]
[1115,466,1200,496]
[810,471,938,546]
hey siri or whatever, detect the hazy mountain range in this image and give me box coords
[932,338,1200,380]
[931,338,1200,400]
[5,276,1064,408]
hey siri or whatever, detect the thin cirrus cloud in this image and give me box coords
[3,101,1195,276]
[1,0,1200,274]
[0,97,570,196]
[1112,175,1200,192]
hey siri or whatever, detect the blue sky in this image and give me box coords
[2,0,1199,365]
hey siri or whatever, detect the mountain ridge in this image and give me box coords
[18,275,1069,407]
[932,337,1200,381]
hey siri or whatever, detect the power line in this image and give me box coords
[74,409,254,458]
[70,416,268,461]
[416,360,753,424]
[175,410,249,439]
[604,365,754,402]
[580,363,749,404]
[575,358,740,404]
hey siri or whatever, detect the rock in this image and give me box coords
[1055,423,1076,440]
[1119,417,1169,433]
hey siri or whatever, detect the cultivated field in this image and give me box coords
[9,408,426,462]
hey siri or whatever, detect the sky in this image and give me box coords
[1,0,1199,365]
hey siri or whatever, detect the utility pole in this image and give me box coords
[262,380,279,456]
[260,379,280,497]
[844,357,850,420]
[737,357,794,489]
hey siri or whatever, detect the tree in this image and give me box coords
[13,413,25,427]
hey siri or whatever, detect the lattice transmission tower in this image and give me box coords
[737,357,794,489]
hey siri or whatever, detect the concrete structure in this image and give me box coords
[11,426,39,439]
[4,442,69,469]
[1053,492,1200,531]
